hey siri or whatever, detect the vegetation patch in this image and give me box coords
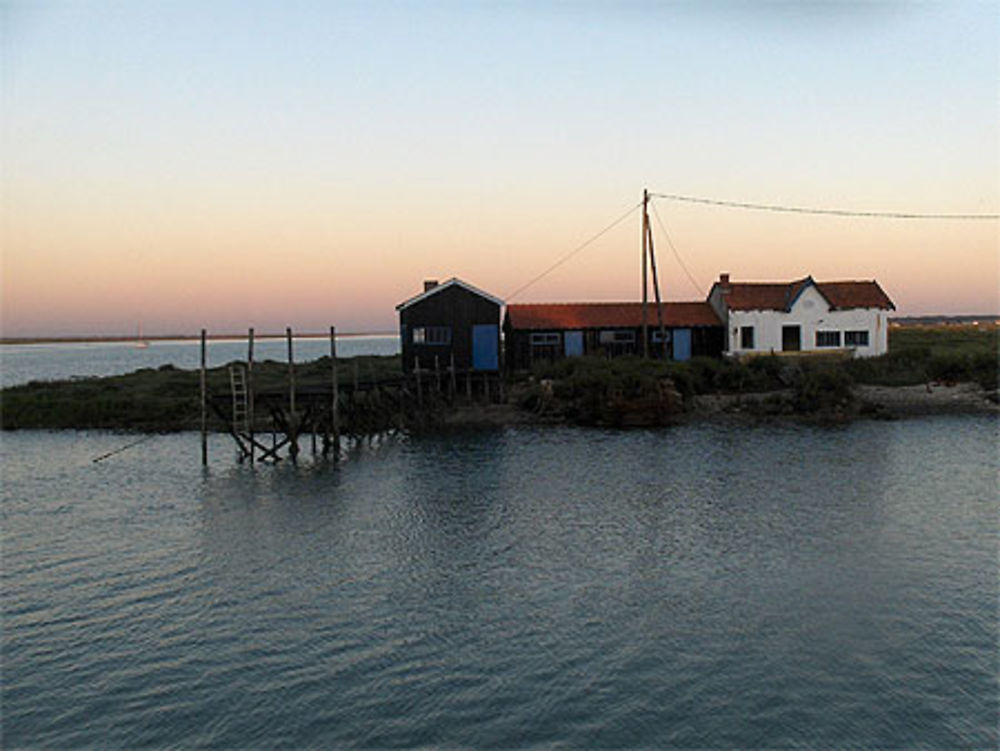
[1,356,402,431]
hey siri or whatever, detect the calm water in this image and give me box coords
[2,417,997,748]
[0,335,400,388]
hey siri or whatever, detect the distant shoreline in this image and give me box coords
[0,332,398,346]
[3,316,996,346]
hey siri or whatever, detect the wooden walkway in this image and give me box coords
[198,325,503,463]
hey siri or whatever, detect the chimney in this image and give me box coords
[423,279,439,293]
[719,273,731,293]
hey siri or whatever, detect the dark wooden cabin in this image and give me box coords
[397,278,503,374]
[503,301,724,371]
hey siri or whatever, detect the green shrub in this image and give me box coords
[792,363,854,412]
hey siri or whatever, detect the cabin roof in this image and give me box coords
[505,301,722,330]
[715,277,895,312]
[396,278,504,311]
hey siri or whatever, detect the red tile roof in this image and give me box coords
[814,280,895,310]
[717,277,894,311]
[506,302,721,330]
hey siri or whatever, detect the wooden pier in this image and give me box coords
[199,327,502,464]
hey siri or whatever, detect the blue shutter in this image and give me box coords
[472,324,499,371]
[673,329,692,361]
[564,330,584,357]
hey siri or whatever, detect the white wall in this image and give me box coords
[723,286,889,357]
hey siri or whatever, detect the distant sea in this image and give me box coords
[0,334,400,389]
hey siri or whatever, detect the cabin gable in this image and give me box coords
[398,279,502,373]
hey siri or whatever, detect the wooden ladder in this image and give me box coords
[228,364,250,435]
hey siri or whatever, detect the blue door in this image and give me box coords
[673,328,692,361]
[472,324,499,371]
[564,330,584,357]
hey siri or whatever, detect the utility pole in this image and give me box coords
[647,217,667,359]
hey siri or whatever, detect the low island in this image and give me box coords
[1,325,996,435]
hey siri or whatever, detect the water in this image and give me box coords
[0,335,400,388]
[2,418,997,748]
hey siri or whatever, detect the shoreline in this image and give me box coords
[1,381,995,435]
[432,382,999,431]
[0,332,397,346]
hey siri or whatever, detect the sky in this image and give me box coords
[2,0,998,336]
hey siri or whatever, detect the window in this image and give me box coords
[816,330,841,348]
[530,332,560,346]
[529,332,560,362]
[598,329,636,357]
[740,326,755,349]
[845,330,869,347]
[599,330,635,344]
[412,326,451,345]
[651,329,672,343]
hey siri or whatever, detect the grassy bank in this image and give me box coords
[2,326,996,431]
[1,356,401,431]
[519,325,998,425]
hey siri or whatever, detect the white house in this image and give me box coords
[707,274,895,358]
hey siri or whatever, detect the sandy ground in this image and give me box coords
[441,382,1000,429]
[855,382,999,417]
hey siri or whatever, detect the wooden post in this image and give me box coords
[466,368,472,402]
[330,326,340,457]
[287,326,296,415]
[449,353,457,401]
[287,326,298,461]
[642,188,649,358]
[200,329,207,466]
[434,355,441,396]
[414,357,423,408]
[247,327,255,464]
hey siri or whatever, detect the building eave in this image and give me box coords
[396,278,504,311]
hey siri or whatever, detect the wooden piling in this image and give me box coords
[330,326,340,456]
[415,357,423,408]
[247,327,255,465]
[287,327,296,416]
[200,329,207,466]
[449,353,457,401]
[287,326,298,461]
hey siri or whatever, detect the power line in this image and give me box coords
[505,202,641,301]
[650,201,703,296]
[650,192,1000,220]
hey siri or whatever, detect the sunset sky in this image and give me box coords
[3,1,998,336]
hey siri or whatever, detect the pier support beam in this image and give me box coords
[330,326,340,458]
[248,327,255,465]
[200,329,207,466]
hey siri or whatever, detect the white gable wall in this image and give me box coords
[723,286,889,357]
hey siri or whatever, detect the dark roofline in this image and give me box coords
[396,278,504,311]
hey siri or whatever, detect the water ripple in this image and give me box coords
[2,419,997,748]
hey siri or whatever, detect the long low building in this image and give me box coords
[398,272,895,374]
[503,301,724,369]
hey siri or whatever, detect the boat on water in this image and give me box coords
[135,321,149,349]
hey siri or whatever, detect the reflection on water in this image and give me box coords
[2,418,997,748]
